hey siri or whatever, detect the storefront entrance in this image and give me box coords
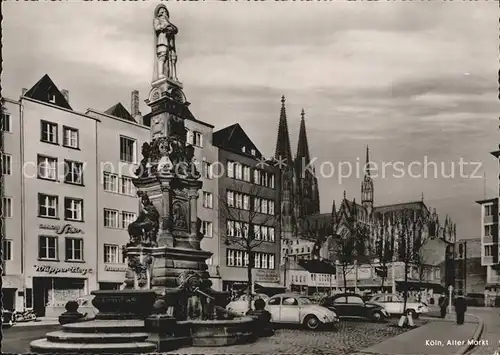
[2,289,16,311]
[33,277,86,317]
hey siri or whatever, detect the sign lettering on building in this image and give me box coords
[39,223,84,235]
[341,266,372,281]
[253,269,279,283]
[105,265,128,273]
[34,265,93,276]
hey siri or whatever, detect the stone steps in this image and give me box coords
[62,319,145,333]
[30,339,157,354]
[29,319,157,354]
[46,330,150,343]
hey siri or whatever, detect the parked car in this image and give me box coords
[2,309,15,328]
[368,293,429,318]
[464,293,485,307]
[225,293,270,316]
[320,293,389,322]
[266,293,339,330]
[76,294,99,319]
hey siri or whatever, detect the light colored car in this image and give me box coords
[266,293,339,330]
[225,293,270,316]
[369,293,429,318]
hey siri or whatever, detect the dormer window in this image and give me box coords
[242,146,246,153]
[49,93,56,103]
[251,149,256,156]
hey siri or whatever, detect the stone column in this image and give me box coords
[188,188,200,250]
[158,182,174,247]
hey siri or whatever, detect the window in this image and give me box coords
[268,200,275,215]
[49,93,56,103]
[243,166,251,182]
[202,162,212,179]
[121,211,136,229]
[104,244,120,264]
[2,239,12,261]
[120,136,136,163]
[38,194,58,218]
[254,253,261,268]
[39,236,57,260]
[121,176,135,195]
[2,197,12,218]
[202,221,213,238]
[1,154,11,176]
[282,297,298,306]
[269,254,275,269]
[268,297,280,306]
[227,220,235,237]
[485,205,493,216]
[64,198,83,221]
[227,249,235,266]
[1,112,11,132]
[458,243,464,259]
[234,163,243,180]
[253,197,261,212]
[203,192,213,209]
[104,209,119,228]
[242,146,246,153]
[41,121,58,144]
[251,149,256,156]
[261,254,268,269]
[103,172,118,193]
[64,160,84,185]
[227,191,234,207]
[38,155,57,180]
[484,225,492,237]
[192,131,203,147]
[65,238,83,261]
[243,195,250,210]
[253,169,261,184]
[63,126,79,149]
[227,161,234,178]
[484,245,493,257]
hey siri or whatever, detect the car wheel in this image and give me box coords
[405,309,417,318]
[372,311,383,322]
[304,315,320,330]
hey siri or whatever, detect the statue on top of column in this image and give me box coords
[154,4,179,82]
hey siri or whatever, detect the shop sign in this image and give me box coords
[39,223,84,235]
[253,269,279,283]
[105,265,128,273]
[342,266,372,281]
[34,264,93,275]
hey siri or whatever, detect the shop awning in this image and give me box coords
[396,280,445,293]
[255,282,285,289]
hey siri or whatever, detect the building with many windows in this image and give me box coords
[213,123,282,294]
[0,75,152,316]
[454,238,486,296]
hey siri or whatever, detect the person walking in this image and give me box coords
[438,295,448,318]
[454,291,467,325]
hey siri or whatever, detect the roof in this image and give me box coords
[23,74,72,110]
[104,102,136,122]
[274,96,293,164]
[298,259,336,274]
[213,123,263,158]
[374,201,429,216]
[299,213,333,236]
[295,109,311,165]
[475,197,498,205]
[270,293,307,298]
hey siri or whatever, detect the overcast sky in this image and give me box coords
[3,1,499,238]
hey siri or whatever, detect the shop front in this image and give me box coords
[253,269,285,296]
[30,264,94,317]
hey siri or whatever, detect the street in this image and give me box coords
[0,319,420,355]
[467,308,500,355]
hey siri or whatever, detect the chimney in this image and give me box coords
[21,88,28,96]
[62,89,69,103]
[131,90,140,117]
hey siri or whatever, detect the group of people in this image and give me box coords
[438,291,467,325]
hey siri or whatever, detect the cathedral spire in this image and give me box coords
[274,95,293,165]
[296,108,311,166]
[365,145,371,176]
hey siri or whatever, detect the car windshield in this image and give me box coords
[393,295,404,302]
[298,297,312,305]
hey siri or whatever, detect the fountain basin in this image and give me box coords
[187,316,257,347]
[91,289,157,320]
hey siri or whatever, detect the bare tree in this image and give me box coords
[373,218,395,292]
[218,181,278,309]
[396,208,429,325]
[333,201,370,292]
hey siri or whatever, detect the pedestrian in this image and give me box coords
[454,291,467,325]
[438,295,447,318]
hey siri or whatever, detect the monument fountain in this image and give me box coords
[30,5,258,353]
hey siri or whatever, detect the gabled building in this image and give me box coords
[213,123,282,294]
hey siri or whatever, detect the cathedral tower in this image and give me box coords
[274,96,295,241]
[294,109,320,219]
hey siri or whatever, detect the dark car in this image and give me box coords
[320,293,389,322]
[2,309,15,328]
[465,293,485,307]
